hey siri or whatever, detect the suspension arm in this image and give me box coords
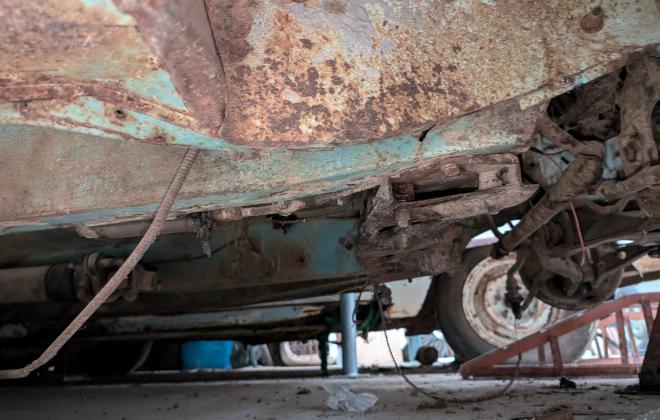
[496,117,604,254]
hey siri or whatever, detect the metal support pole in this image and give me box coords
[340,292,358,378]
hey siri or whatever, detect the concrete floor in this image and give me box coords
[0,374,657,420]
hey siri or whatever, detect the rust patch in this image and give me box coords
[205,0,257,62]
[204,0,653,147]
[300,38,313,49]
[0,0,654,149]
[0,78,199,131]
[325,1,346,14]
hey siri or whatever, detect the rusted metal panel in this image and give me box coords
[207,0,659,147]
[0,1,657,149]
[0,0,656,230]
[0,100,535,233]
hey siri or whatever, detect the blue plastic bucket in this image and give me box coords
[181,340,234,369]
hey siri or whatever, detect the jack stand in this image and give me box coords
[340,292,358,378]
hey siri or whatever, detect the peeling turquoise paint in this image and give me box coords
[0,99,529,235]
[152,217,363,289]
[122,70,188,111]
[0,217,364,285]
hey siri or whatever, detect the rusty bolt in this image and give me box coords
[392,182,415,202]
[442,163,461,177]
[580,6,604,33]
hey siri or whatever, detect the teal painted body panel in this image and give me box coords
[0,100,535,234]
[151,217,363,289]
[0,0,657,233]
[0,217,364,284]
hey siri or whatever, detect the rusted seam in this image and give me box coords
[1,82,203,132]
[202,0,228,134]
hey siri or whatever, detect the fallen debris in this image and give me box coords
[537,405,574,420]
[512,405,574,420]
[416,400,447,410]
[323,384,378,412]
[634,408,660,420]
[559,377,577,389]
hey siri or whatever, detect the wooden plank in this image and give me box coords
[537,346,546,365]
[469,364,641,378]
[641,299,655,333]
[549,336,563,376]
[626,318,639,363]
[640,307,660,390]
[616,310,629,365]
[459,293,660,378]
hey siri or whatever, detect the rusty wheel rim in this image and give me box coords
[462,253,563,348]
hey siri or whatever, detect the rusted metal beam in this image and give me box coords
[0,103,535,234]
[114,0,226,133]
[497,119,604,253]
[549,336,564,376]
[615,310,629,366]
[641,299,655,332]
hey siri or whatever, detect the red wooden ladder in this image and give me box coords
[459,293,660,380]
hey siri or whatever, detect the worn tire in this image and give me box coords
[436,246,595,363]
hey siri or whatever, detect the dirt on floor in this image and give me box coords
[0,374,658,420]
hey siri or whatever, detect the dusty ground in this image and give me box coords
[0,374,657,420]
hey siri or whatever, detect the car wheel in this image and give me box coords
[436,246,594,363]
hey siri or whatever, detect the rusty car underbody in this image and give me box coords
[0,1,659,376]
